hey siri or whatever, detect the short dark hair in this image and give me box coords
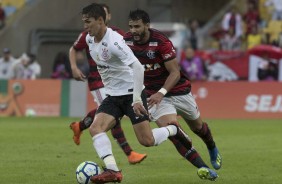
[129,9,150,24]
[82,3,106,22]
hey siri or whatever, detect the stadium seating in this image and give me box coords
[1,0,27,16]
[263,20,282,42]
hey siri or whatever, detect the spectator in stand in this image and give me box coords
[51,51,72,79]
[0,48,16,79]
[0,3,5,29]
[14,53,41,79]
[27,53,41,78]
[257,53,279,81]
[265,0,282,20]
[180,47,207,82]
[186,19,203,50]
[219,27,242,51]
[243,1,261,36]
[222,6,243,39]
[247,26,262,49]
[278,26,282,47]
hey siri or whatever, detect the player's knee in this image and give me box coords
[139,137,155,147]
[89,123,101,136]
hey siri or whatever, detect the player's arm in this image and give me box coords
[69,46,86,81]
[147,58,180,109]
[162,58,181,92]
[147,38,180,109]
[130,60,148,116]
[69,32,88,81]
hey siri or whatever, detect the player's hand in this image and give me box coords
[72,67,86,81]
[132,102,148,117]
[147,92,164,109]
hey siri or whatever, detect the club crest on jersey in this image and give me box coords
[147,50,155,59]
[149,42,158,46]
[101,48,110,60]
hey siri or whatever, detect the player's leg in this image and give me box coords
[89,96,123,183]
[110,119,147,164]
[155,115,209,169]
[123,91,177,146]
[69,88,104,145]
[151,101,214,168]
[70,109,96,145]
[173,93,222,170]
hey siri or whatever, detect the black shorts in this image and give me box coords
[96,90,149,124]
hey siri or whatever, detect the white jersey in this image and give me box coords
[0,57,16,79]
[86,28,139,96]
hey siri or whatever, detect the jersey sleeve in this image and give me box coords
[73,32,88,51]
[159,40,177,62]
[111,34,138,66]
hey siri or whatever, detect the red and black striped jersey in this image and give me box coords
[72,26,125,91]
[124,28,191,96]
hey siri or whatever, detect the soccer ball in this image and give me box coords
[76,161,101,184]
[25,108,36,117]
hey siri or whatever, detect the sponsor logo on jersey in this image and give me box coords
[143,63,161,71]
[147,50,155,59]
[149,42,158,46]
[114,42,128,56]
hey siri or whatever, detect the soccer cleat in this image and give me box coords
[197,167,218,181]
[90,168,122,184]
[127,151,147,164]
[69,122,82,145]
[209,146,222,170]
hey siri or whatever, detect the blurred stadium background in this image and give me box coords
[0,0,282,183]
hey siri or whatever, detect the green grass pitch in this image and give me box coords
[0,117,281,184]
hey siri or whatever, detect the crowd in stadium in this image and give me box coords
[0,0,281,82]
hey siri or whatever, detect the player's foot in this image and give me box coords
[127,151,147,164]
[197,167,218,181]
[69,122,82,145]
[90,168,122,183]
[209,146,222,170]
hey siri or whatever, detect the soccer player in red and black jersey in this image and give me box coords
[69,4,147,164]
[124,9,221,180]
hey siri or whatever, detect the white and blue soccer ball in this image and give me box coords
[76,161,101,184]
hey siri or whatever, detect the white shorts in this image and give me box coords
[149,92,200,121]
[91,87,107,106]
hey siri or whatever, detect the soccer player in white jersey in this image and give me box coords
[81,3,186,183]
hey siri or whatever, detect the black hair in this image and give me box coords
[128,9,150,23]
[82,3,106,22]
